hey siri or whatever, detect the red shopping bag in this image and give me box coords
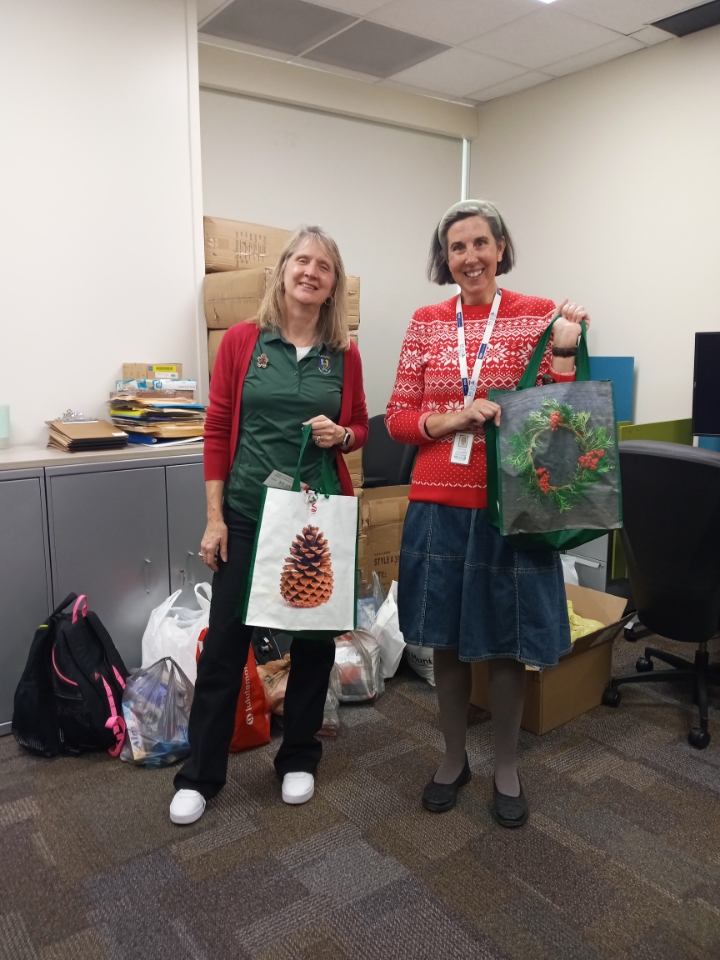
[196,629,271,751]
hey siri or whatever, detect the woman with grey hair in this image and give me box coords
[170,225,368,825]
[386,200,590,827]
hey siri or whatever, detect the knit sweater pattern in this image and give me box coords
[385,290,575,510]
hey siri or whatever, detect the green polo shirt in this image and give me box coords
[224,329,344,521]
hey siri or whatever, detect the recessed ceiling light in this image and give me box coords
[536,0,558,4]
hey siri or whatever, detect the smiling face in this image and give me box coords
[282,237,336,312]
[446,215,506,305]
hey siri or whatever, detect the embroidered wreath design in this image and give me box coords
[507,398,615,513]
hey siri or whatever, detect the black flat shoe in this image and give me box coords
[422,755,471,813]
[491,778,528,828]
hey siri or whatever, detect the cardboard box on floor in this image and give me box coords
[343,448,363,489]
[204,217,293,273]
[204,268,361,329]
[470,584,631,735]
[359,485,410,591]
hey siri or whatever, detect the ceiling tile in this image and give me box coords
[469,71,553,102]
[202,0,356,56]
[629,24,674,44]
[307,0,388,13]
[390,46,525,97]
[303,20,448,78]
[367,0,538,46]
[554,1,706,36]
[463,8,626,69]
[544,35,645,76]
[198,0,232,26]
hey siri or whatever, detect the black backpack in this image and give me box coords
[12,593,130,758]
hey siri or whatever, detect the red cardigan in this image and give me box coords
[386,291,575,510]
[204,323,369,496]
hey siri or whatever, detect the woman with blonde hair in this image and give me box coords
[170,225,368,825]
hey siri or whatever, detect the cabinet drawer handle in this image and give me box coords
[143,558,152,593]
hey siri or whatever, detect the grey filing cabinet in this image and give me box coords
[566,534,609,593]
[46,460,171,670]
[166,462,208,602]
[0,469,53,734]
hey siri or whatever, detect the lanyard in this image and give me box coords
[456,288,502,409]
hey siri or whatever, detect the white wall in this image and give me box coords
[199,90,462,415]
[0,0,204,445]
[471,25,720,425]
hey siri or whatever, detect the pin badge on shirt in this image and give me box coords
[257,353,269,369]
[317,355,331,374]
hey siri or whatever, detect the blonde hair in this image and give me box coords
[256,225,349,353]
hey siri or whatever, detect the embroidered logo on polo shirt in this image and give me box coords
[317,355,331,374]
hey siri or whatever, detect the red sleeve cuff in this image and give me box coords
[548,366,576,382]
[417,411,434,443]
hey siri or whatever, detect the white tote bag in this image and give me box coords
[241,426,358,632]
[140,582,211,684]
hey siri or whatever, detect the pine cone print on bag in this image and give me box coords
[280,525,334,608]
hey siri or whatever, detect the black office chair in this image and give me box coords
[602,441,720,748]
[362,414,417,488]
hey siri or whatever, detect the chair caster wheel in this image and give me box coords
[624,625,639,642]
[636,657,654,673]
[602,686,621,707]
[688,728,710,750]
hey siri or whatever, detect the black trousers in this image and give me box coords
[174,506,336,800]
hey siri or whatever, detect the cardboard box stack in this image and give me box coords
[203,217,362,377]
[470,584,631,735]
[357,485,410,592]
[204,217,293,273]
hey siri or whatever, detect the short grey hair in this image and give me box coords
[428,199,515,285]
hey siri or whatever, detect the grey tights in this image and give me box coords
[432,650,526,797]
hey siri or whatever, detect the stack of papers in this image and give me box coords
[109,394,206,439]
[47,420,128,452]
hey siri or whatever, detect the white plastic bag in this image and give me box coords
[141,583,211,684]
[370,581,405,679]
[561,554,579,585]
[406,645,435,686]
[317,688,340,737]
[330,630,384,702]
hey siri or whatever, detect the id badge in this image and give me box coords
[450,432,473,465]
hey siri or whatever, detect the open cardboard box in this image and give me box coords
[359,485,410,591]
[470,584,631,735]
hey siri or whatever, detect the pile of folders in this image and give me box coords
[109,394,206,444]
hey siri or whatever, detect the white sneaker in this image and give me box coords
[169,789,206,825]
[282,772,314,805]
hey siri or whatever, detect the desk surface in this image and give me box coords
[0,441,205,471]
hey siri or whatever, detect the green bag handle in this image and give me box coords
[291,423,337,496]
[516,317,589,391]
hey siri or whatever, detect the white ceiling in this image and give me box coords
[197,0,703,105]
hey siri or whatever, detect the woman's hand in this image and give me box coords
[425,398,501,438]
[304,415,345,448]
[200,517,228,573]
[554,299,591,347]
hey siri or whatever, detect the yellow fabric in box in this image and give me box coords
[567,601,605,644]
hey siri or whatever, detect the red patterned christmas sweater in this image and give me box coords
[385,289,576,510]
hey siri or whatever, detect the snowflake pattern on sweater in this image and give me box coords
[385,290,575,510]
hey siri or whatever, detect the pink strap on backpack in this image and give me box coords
[101,675,126,757]
[72,595,88,623]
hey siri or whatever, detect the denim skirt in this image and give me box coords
[397,502,571,669]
